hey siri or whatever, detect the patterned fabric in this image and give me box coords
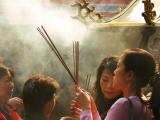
[51,0,132,19]
[86,0,133,19]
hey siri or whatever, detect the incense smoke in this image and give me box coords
[0,0,159,120]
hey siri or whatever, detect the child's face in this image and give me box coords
[0,75,14,102]
[100,69,121,99]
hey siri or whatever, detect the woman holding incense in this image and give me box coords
[0,64,22,120]
[70,57,122,120]
[75,48,156,120]
[22,74,59,120]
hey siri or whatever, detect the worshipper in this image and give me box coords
[69,56,122,120]
[92,57,122,119]
[75,48,156,120]
[22,74,59,120]
[0,64,22,120]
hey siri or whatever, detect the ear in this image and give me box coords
[126,70,134,81]
[43,98,55,118]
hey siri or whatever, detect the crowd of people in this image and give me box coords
[0,48,160,120]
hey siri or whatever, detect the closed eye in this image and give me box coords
[102,79,109,83]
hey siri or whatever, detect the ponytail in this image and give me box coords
[150,72,160,119]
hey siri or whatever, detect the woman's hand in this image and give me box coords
[70,100,82,119]
[74,87,91,110]
[7,97,24,111]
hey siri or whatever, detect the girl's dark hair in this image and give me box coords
[122,48,156,89]
[121,48,156,110]
[94,57,122,119]
[22,74,59,120]
[150,64,160,119]
[120,48,157,119]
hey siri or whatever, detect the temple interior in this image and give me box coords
[0,0,160,120]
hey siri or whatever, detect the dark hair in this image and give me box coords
[122,48,156,88]
[94,57,122,119]
[150,61,160,120]
[22,74,59,120]
[122,48,160,120]
[0,64,14,79]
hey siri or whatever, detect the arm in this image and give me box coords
[75,87,101,120]
[90,97,101,120]
[80,110,93,120]
[79,98,101,120]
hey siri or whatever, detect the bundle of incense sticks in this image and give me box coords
[73,41,79,84]
[37,25,78,85]
[85,74,91,91]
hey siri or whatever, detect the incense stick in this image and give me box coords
[85,74,91,90]
[73,41,76,79]
[73,41,80,84]
[76,41,79,84]
[37,26,77,84]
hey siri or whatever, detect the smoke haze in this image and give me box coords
[0,0,158,119]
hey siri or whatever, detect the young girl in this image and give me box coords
[70,57,122,120]
[93,57,122,119]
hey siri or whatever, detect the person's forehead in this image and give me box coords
[102,69,113,76]
[118,55,124,63]
[0,75,12,81]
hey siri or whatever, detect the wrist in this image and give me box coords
[82,104,91,110]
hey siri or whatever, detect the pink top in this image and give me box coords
[80,96,146,120]
[80,109,101,120]
[105,96,144,120]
